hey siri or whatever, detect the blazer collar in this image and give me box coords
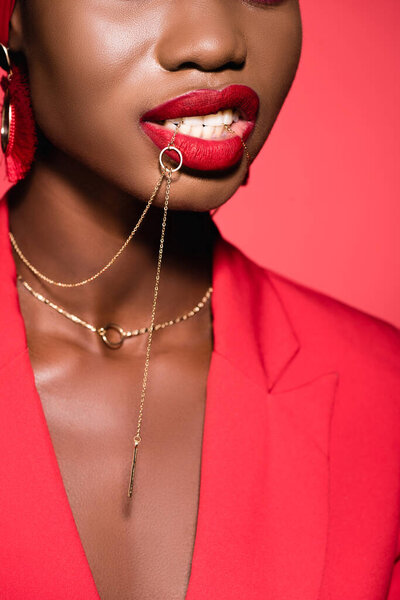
[186,229,338,599]
[211,231,301,393]
[0,195,338,600]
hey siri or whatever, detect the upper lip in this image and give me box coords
[141,84,259,123]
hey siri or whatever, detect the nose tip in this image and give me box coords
[156,4,247,73]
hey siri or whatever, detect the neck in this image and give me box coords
[7,149,218,341]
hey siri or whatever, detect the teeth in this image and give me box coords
[163,108,241,139]
[214,125,225,138]
[165,121,177,131]
[203,112,223,127]
[178,123,192,135]
[202,125,214,140]
[183,115,204,126]
[222,109,233,125]
[191,125,204,139]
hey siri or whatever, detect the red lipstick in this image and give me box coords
[140,85,259,172]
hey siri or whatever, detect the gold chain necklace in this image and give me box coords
[129,132,181,497]
[10,122,250,499]
[8,124,250,289]
[17,274,213,350]
[12,123,185,498]
[8,176,165,288]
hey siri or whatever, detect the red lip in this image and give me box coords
[140,85,259,172]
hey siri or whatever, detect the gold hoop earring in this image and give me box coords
[0,42,38,183]
[1,86,12,153]
[0,43,12,153]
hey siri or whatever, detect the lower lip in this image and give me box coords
[140,121,254,172]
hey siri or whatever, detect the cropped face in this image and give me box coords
[10,0,302,211]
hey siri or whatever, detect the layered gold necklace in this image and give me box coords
[9,123,250,498]
[16,273,213,350]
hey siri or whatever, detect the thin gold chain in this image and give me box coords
[224,124,252,164]
[11,119,251,499]
[128,122,182,497]
[129,122,249,496]
[15,124,207,352]
[9,124,249,289]
[8,175,165,288]
[17,274,213,350]
[129,172,170,496]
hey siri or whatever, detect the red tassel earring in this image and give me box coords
[1,43,37,184]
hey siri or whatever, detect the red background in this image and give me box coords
[1,0,399,327]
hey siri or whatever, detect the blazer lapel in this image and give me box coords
[185,238,338,600]
[0,199,101,598]
[0,351,102,599]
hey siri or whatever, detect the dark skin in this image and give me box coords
[7,1,302,598]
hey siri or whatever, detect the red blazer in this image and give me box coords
[1,195,400,600]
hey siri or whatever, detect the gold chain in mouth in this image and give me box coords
[224,123,252,165]
[166,121,252,166]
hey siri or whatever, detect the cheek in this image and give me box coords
[249,8,302,143]
[24,3,151,159]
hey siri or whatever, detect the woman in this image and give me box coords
[0,1,399,599]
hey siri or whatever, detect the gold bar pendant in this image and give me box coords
[128,441,140,498]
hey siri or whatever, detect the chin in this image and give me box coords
[148,161,248,213]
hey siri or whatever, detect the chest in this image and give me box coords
[28,329,212,600]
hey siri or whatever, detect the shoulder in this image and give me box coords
[222,237,400,386]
